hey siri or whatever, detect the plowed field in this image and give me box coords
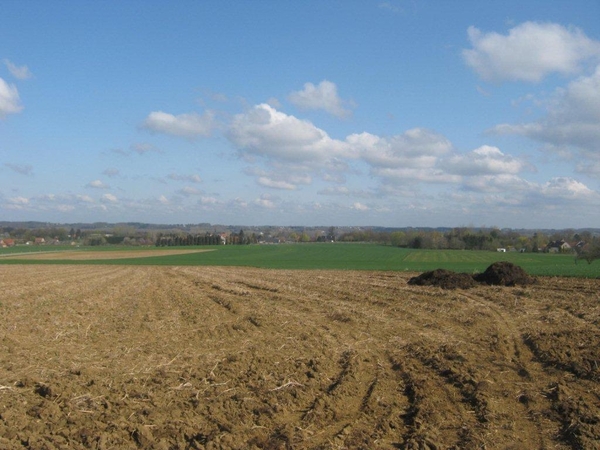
[1,265,599,449]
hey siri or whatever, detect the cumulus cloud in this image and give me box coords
[178,186,201,196]
[463,22,600,82]
[441,145,525,176]
[5,163,33,175]
[87,180,109,189]
[540,177,596,200]
[0,77,23,118]
[229,103,353,163]
[8,196,29,205]
[76,194,94,203]
[462,174,533,193]
[257,177,297,190]
[3,59,33,80]
[101,193,118,203]
[255,195,276,209]
[490,65,600,170]
[354,128,457,184]
[352,202,369,211]
[143,110,215,138]
[288,80,354,118]
[355,129,453,169]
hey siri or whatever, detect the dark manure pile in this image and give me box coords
[409,261,536,290]
[473,261,536,286]
[407,268,478,290]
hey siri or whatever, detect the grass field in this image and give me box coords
[1,243,598,277]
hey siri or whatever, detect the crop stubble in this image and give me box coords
[0,265,599,449]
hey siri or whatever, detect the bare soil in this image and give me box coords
[1,265,599,449]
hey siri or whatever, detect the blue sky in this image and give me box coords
[1,1,600,228]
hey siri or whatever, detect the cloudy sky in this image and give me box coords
[2,1,600,228]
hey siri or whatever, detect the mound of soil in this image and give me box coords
[409,262,536,289]
[474,261,536,286]
[408,268,478,289]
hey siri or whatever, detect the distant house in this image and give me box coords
[545,240,572,253]
[496,248,506,252]
[1,238,15,247]
[34,237,46,245]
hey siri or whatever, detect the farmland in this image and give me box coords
[1,257,600,449]
[0,244,598,277]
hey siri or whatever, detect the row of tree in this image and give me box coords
[156,233,223,247]
[338,227,598,253]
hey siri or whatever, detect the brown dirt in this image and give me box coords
[1,265,599,449]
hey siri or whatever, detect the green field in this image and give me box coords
[1,243,598,278]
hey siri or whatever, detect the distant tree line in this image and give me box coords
[155,230,260,246]
[338,227,599,254]
[155,232,223,247]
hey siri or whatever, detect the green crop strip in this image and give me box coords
[0,244,598,278]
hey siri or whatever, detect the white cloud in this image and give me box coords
[355,128,452,169]
[143,110,215,138]
[76,194,94,203]
[352,202,369,211]
[441,145,525,176]
[255,196,276,209]
[101,193,118,203]
[229,103,353,163]
[540,177,596,200]
[257,177,297,190]
[462,174,533,193]
[8,196,29,205]
[490,65,600,171]
[288,80,353,118]
[0,77,23,118]
[87,180,109,189]
[158,195,169,205]
[463,22,600,82]
[3,59,33,80]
